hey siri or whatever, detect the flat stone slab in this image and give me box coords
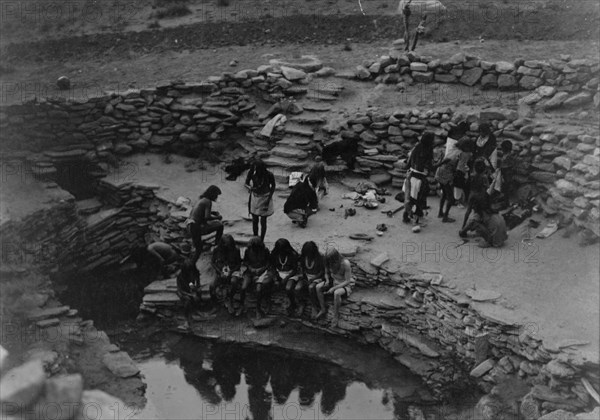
[301,102,332,112]
[358,291,405,310]
[370,252,389,268]
[144,279,178,294]
[284,125,314,137]
[76,198,102,214]
[102,352,140,378]
[27,306,70,322]
[269,55,323,72]
[142,292,180,305]
[290,115,326,124]
[36,318,60,328]
[466,289,502,302]
[471,302,521,326]
[270,146,308,159]
[470,358,495,377]
[263,156,309,170]
[43,149,87,159]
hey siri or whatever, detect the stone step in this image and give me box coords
[277,137,315,150]
[284,125,314,137]
[263,156,310,170]
[270,145,309,159]
[312,82,344,95]
[76,198,103,215]
[301,102,332,112]
[144,278,177,294]
[284,86,309,95]
[27,306,70,322]
[305,91,338,102]
[290,114,326,125]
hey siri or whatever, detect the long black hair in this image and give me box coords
[270,238,298,264]
[300,241,324,271]
[200,185,221,201]
[213,234,240,266]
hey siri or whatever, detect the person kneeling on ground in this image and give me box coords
[307,162,329,205]
[176,259,201,331]
[270,238,304,317]
[324,248,355,328]
[211,234,242,314]
[128,242,183,279]
[284,177,318,228]
[188,185,224,261]
[301,241,328,320]
[241,236,271,318]
[459,194,508,248]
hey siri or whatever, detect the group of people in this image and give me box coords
[177,232,354,330]
[403,122,512,248]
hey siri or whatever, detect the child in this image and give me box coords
[301,241,327,319]
[211,234,242,314]
[324,248,355,328]
[176,259,201,331]
[270,239,303,316]
[241,237,271,318]
[459,194,508,248]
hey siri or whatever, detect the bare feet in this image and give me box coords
[330,316,339,328]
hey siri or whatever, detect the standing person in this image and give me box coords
[411,14,427,51]
[403,132,435,225]
[489,140,517,209]
[459,194,508,248]
[398,0,413,51]
[473,123,498,173]
[307,162,329,205]
[211,234,242,313]
[241,236,271,318]
[283,177,318,228]
[176,259,201,331]
[269,239,304,316]
[324,248,355,328]
[453,138,475,208]
[300,241,327,319]
[245,160,276,242]
[188,185,224,261]
[435,123,469,223]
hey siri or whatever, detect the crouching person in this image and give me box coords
[270,239,304,317]
[301,241,327,320]
[176,259,201,331]
[211,234,242,314]
[284,177,318,228]
[459,194,508,248]
[129,242,183,279]
[241,237,271,318]
[324,248,355,328]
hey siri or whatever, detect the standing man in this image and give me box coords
[189,185,224,261]
[399,0,413,51]
[245,159,276,242]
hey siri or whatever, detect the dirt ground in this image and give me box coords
[119,153,600,360]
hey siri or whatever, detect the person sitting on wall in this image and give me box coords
[283,177,319,228]
[269,238,303,317]
[459,194,508,248]
[241,236,271,318]
[211,234,242,314]
[176,258,202,331]
[188,185,224,262]
[128,242,183,278]
[300,241,328,320]
[324,248,355,328]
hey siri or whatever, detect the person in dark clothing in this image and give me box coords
[473,122,498,171]
[241,236,270,318]
[322,138,359,169]
[224,157,251,181]
[269,238,303,316]
[490,140,517,209]
[459,194,508,248]
[245,160,276,241]
[176,259,201,330]
[403,132,435,224]
[211,234,242,313]
[283,178,318,228]
[189,185,223,261]
[300,241,327,319]
[307,162,329,204]
[411,14,427,51]
[399,0,413,51]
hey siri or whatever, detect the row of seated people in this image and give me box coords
[176,235,355,330]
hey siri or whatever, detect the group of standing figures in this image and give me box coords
[404,122,512,248]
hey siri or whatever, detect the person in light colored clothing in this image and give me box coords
[301,241,327,319]
[324,248,355,328]
[245,159,276,241]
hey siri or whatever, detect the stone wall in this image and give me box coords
[352,51,599,111]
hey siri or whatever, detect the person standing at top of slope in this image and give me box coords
[398,0,413,51]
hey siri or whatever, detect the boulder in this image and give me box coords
[0,360,46,407]
[537,86,557,97]
[77,390,128,420]
[102,352,139,378]
[563,92,593,107]
[409,62,428,72]
[460,67,483,86]
[314,67,336,77]
[470,359,495,377]
[355,65,371,80]
[498,74,518,90]
[519,76,543,90]
[542,92,570,109]
[495,61,515,73]
[280,66,307,81]
[553,156,572,170]
[434,74,457,83]
[412,71,434,83]
[480,74,498,89]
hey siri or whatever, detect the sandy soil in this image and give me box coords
[119,153,600,360]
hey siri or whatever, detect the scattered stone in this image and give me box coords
[102,352,139,378]
[280,66,307,81]
[370,252,389,268]
[36,318,60,328]
[27,306,70,322]
[470,359,495,377]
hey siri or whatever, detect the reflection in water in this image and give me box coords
[132,336,414,420]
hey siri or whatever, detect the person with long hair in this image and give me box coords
[453,137,475,207]
[283,177,318,228]
[307,162,329,204]
[300,241,327,319]
[324,247,355,328]
[211,234,242,313]
[473,122,498,173]
[245,159,276,241]
[403,131,435,224]
[270,238,303,316]
[459,194,508,248]
[176,258,201,331]
[241,236,270,318]
[188,185,223,261]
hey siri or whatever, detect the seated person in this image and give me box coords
[270,238,303,316]
[241,237,270,318]
[300,241,328,319]
[176,259,201,330]
[129,242,182,278]
[459,194,508,248]
[211,234,242,313]
[283,178,318,228]
[324,248,355,328]
[188,185,224,261]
